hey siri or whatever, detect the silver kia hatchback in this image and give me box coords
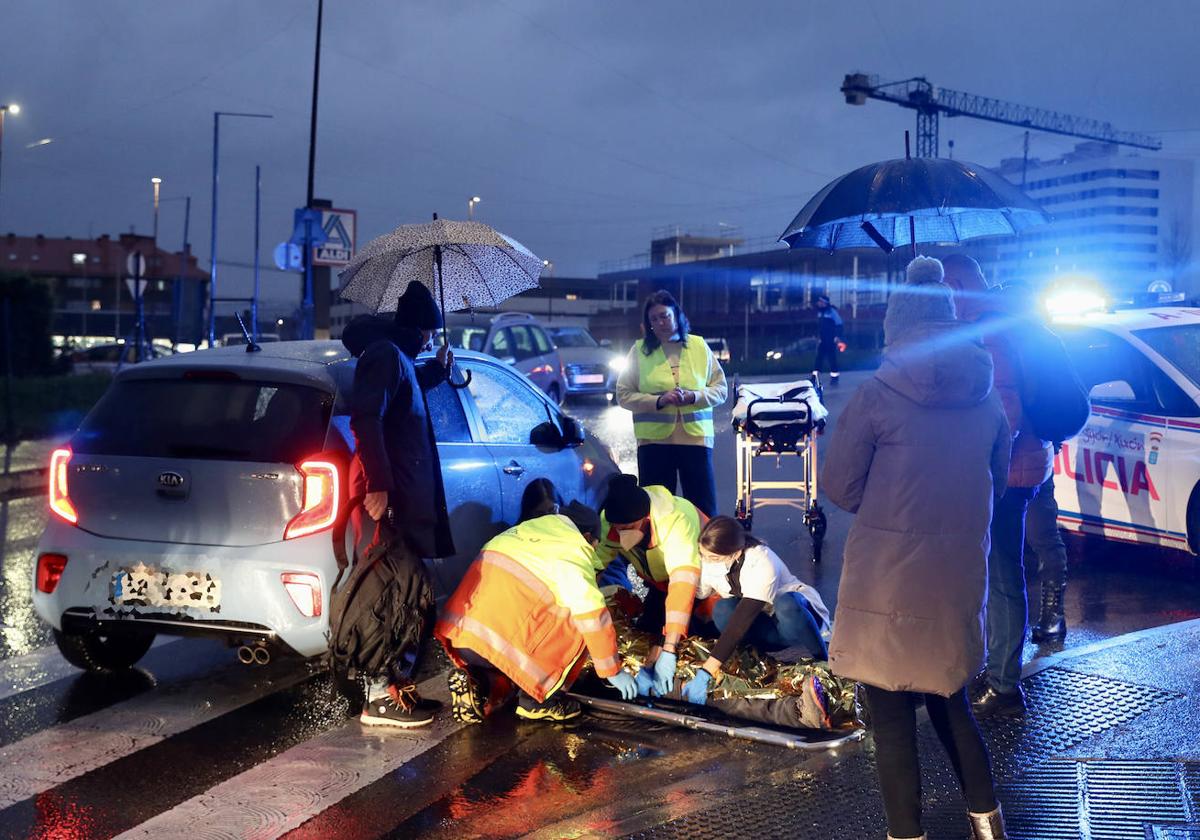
[32,341,618,671]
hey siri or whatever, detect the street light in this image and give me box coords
[468,196,482,220]
[208,110,273,347]
[150,177,162,244]
[0,103,20,231]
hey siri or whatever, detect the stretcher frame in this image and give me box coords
[732,375,828,562]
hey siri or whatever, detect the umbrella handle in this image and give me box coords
[449,366,472,389]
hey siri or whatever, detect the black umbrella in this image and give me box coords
[779,153,1050,255]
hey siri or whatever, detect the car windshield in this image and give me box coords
[1133,324,1200,390]
[73,378,333,462]
[549,328,597,348]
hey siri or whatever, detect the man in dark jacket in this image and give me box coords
[343,281,456,727]
[812,294,844,387]
[944,254,1052,718]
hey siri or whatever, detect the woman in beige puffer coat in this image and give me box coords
[822,256,1011,840]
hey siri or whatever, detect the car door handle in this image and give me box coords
[503,461,526,477]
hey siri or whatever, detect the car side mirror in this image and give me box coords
[560,416,586,447]
[1090,380,1136,402]
[530,421,564,448]
[598,338,612,347]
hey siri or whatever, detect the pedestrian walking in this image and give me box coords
[822,256,1011,840]
[596,474,706,697]
[812,293,845,387]
[616,290,727,517]
[436,481,638,723]
[679,515,830,705]
[1028,473,1069,641]
[342,281,456,728]
[942,254,1054,717]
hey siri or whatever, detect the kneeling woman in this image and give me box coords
[680,516,831,704]
[435,481,639,723]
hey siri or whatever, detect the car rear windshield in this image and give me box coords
[1133,324,1200,390]
[72,378,333,463]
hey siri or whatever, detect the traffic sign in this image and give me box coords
[125,278,148,298]
[312,207,357,266]
[274,242,302,272]
[125,251,146,279]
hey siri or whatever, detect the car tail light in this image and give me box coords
[49,448,78,525]
[281,571,322,617]
[284,459,340,540]
[36,553,68,594]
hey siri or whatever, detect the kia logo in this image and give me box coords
[157,471,185,488]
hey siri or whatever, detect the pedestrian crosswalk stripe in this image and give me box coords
[112,675,464,840]
[0,658,311,809]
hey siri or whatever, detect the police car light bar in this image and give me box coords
[1044,288,1108,319]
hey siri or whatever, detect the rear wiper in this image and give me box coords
[165,444,252,458]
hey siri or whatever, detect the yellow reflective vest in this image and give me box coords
[631,334,716,440]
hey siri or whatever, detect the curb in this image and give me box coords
[0,468,46,500]
[1021,616,1200,678]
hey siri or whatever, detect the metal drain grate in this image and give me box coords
[625,668,1185,840]
[1146,825,1200,840]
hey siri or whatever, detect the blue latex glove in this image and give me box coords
[634,666,656,697]
[652,651,677,696]
[681,669,712,705]
[606,669,638,701]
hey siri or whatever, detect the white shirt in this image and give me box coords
[699,544,832,631]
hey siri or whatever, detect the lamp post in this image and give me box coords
[208,110,272,347]
[0,103,20,231]
[151,177,162,243]
[467,195,481,220]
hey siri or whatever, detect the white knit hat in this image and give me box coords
[884,257,957,344]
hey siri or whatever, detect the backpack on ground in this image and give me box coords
[326,497,435,704]
[1010,320,1090,444]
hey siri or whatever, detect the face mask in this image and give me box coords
[617,528,644,551]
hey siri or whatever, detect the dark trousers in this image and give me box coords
[637,443,718,518]
[985,484,1039,693]
[712,593,828,659]
[1026,476,1067,583]
[861,684,998,837]
[813,340,839,375]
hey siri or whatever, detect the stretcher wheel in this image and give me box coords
[735,499,753,532]
[807,503,827,563]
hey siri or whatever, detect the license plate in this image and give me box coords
[111,564,222,611]
[574,374,605,384]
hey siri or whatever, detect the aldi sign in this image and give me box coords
[312,208,357,266]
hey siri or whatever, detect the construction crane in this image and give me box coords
[841,74,1162,159]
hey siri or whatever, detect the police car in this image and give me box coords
[1051,304,1200,554]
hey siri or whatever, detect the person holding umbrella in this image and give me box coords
[616,290,727,518]
[341,281,455,727]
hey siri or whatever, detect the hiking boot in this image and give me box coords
[448,668,485,724]
[1031,580,1067,643]
[515,693,582,722]
[971,684,1025,718]
[360,683,435,728]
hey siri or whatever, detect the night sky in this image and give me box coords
[2,0,1197,308]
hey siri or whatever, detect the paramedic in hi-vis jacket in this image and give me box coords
[595,475,707,696]
[616,289,727,517]
[435,492,639,723]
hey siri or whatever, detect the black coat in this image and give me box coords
[344,315,455,559]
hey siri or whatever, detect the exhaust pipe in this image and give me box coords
[252,645,271,666]
[237,645,255,665]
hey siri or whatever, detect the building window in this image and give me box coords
[72,253,87,265]
[156,280,165,291]
[90,300,102,311]
[6,254,14,261]
[30,254,39,261]
[90,256,100,264]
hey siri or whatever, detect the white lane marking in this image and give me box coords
[0,657,312,809]
[0,637,178,703]
[113,675,466,840]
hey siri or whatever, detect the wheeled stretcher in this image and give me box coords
[731,377,829,561]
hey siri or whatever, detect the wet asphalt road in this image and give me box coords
[0,373,1198,838]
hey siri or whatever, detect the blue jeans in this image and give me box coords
[712,592,828,660]
[985,485,1039,692]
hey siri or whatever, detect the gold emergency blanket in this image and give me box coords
[600,612,861,731]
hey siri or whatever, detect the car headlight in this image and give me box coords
[608,356,628,373]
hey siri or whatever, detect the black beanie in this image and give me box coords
[602,474,651,524]
[394,282,443,330]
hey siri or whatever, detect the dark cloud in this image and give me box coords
[1,0,1196,306]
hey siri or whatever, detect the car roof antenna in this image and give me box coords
[235,313,261,353]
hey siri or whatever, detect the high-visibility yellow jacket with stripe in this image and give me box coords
[595,485,705,638]
[435,514,621,703]
[625,334,720,441]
